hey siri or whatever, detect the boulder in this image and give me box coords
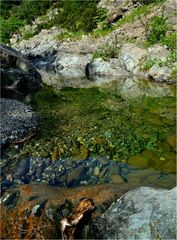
[88,58,129,78]
[92,186,177,240]
[0,98,38,145]
[118,43,148,72]
[148,45,169,61]
[0,44,41,99]
[149,64,173,82]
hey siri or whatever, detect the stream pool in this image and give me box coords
[6,78,176,189]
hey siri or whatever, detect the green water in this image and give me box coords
[20,84,176,173]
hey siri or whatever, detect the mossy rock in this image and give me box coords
[51,148,59,161]
[162,161,176,174]
[72,145,89,161]
[145,114,165,126]
[167,134,176,152]
[128,153,150,169]
[111,174,125,184]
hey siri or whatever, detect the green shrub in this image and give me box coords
[147,16,169,44]
[171,67,177,79]
[93,35,119,60]
[0,0,52,43]
[162,32,177,50]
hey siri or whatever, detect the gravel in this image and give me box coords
[0,98,38,145]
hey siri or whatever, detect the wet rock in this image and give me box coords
[67,165,85,187]
[13,158,30,180]
[111,174,125,184]
[0,44,41,99]
[94,167,100,176]
[0,98,38,145]
[167,133,176,152]
[92,186,177,240]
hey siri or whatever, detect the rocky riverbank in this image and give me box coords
[0,0,176,239]
[10,0,176,86]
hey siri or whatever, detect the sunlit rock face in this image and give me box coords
[92,186,177,240]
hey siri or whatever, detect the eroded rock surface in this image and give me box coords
[92,186,177,240]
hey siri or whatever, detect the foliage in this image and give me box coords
[52,0,98,32]
[147,16,169,44]
[0,0,52,43]
[0,0,105,43]
[161,32,177,50]
[93,35,119,60]
[93,7,108,29]
[142,50,177,71]
[56,31,84,41]
[171,67,177,79]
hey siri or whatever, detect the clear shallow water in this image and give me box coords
[6,78,176,189]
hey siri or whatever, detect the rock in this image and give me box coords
[148,45,169,61]
[111,174,125,184]
[128,153,150,169]
[118,44,148,72]
[67,165,85,187]
[97,0,135,24]
[72,145,89,161]
[149,65,173,82]
[0,44,41,99]
[92,186,177,240]
[0,98,38,145]
[88,58,129,78]
[167,133,176,152]
[0,183,130,239]
[94,167,100,176]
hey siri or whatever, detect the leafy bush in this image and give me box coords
[0,0,52,43]
[142,51,177,71]
[53,0,99,32]
[171,67,177,79]
[147,16,168,44]
[162,32,177,50]
[93,35,119,60]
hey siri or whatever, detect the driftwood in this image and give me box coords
[60,198,95,240]
[13,133,36,144]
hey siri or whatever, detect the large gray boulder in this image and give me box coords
[0,44,41,98]
[118,43,148,72]
[92,186,177,240]
[0,98,38,145]
[87,58,129,81]
[149,65,173,83]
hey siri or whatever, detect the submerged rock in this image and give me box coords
[92,186,177,240]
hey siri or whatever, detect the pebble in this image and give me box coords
[2,156,176,190]
[94,167,100,176]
